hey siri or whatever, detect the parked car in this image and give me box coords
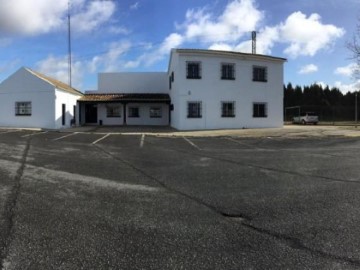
[292,112,319,125]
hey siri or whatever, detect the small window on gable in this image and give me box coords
[15,102,32,116]
[129,107,139,118]
[186,62,201,79]
[221,102,235,117]
[253,66,267,82]
[221,63,235,80]
[150,107,162,118]
[171,71,174,82]
[253,103,267,118]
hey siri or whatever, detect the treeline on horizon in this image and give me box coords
[284,83,359,121]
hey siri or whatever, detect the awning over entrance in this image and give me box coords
[78,93,170,103]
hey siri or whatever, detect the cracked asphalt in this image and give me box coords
[0,129,360,269]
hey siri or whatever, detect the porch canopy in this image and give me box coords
[77,93,171,125]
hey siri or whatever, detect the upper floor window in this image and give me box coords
[253,103,267,118]
[187,101,202,118]
[253,66,267,82]
[221,63,235,80]
[186,62,201,79]
[15,102,31,116]
[221,101,235,117]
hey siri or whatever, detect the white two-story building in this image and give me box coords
[77,49,286,130]
[0,49,286,130]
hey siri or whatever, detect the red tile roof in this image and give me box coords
[79,93,170,102]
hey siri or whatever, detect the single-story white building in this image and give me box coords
[0,67,83,129]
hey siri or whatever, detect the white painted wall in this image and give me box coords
[169,51,285,130]
[0,68,56,129]
[126,103,169,126]
[55,89,82,129]
[98,73,168,93]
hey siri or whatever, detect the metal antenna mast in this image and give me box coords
[67,0,72,87]
[252,31,256,54]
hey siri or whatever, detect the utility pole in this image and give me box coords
[251,31,256,54]
[68,0,72,87]
[356,92,358,128]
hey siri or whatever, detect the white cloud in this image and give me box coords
[130,2,140,10]
[334,80,360,94]
[35,55,84,89]
[180,0,263,43]
[334,63,359,77]
[0,0,116,35]
[299,64,318,74]
[279,12,345,58]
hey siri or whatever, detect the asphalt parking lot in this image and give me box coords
[0,128,360,269]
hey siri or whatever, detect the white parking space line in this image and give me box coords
[52,132,78,141]
[92,134,111,145]
[140,134,145,148]
[21,131,48,138]
[183,136,201,150]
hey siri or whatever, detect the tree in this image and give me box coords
[347,20,360,78]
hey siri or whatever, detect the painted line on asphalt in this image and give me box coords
[21,131,48,138]
[52,132,78,141]
[183,136,201,150]
[92,133,111,145]
[140,134,145,148]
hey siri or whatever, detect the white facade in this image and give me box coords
[0,67,83,129]
[168,49,286,130]
[98,73,168,93]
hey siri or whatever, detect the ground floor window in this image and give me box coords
[221,101,235,117]
[253,103,267,118]
[15,102,32,116]
[187,101,202,118]
[129,107,139,118]
[106,105,121,117]
[150,107,162,118]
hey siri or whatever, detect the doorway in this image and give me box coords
[85,104,98,124]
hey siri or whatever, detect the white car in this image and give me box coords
[292,112,319,125]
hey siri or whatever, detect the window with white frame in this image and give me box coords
[187,102,202,118]
[253,103,267,118]
[128,107,139,118]
[106,105,121,117]
[150,107,162,118]
[186,62,201,79]
[221,101,235,117]
[253,66,267,82]
[221,63,235,80]
[15,102,32,116]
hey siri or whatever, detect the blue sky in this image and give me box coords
[0,0,359,93]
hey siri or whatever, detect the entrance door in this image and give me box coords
[85,104,98,124]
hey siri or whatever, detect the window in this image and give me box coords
[128,107,139,118]
[186,62,201,79]
[221,102,235,117]
[221,63,235,80]
[15,102,31,116]
[253,103,267,118]
[106,105,121,117]
[169,76,172,90]
[253,66,267,82]
[150,107,162,118]
[171,72,174,82]
[187,102,202,118]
